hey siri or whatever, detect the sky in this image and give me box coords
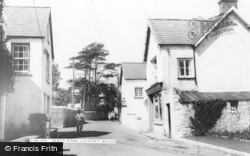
[5,0,250,88]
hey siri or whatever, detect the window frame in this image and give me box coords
[154,93,163,121]
[229,101,238,113]
[135,87,143,98]
[12,43,30,73]
[45,50,50,83]
[178,58,193,78]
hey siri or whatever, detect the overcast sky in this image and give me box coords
[5,0,250,88]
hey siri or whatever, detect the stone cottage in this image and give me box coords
[144,0,250,138]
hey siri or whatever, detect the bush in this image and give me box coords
[190,99,226,136]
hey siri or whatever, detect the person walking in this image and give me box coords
[75,109,84,132]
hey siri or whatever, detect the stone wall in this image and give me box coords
[212,101,250,133]
[51,107,108,128]
[51,106,77,128]
[173,101,194,137]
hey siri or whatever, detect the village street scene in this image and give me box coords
[0,0,250,156]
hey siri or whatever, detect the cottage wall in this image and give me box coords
[212,101,250,133]
[120,79,149,132]
[195,13,250,92]
[172,100,194,137]
[3,36,53,140]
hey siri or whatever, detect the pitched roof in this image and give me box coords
[4,6,51,37]
[149,19,214,45]
[121,62,146,80]
[179,91,250,103]
[194,7,250,47]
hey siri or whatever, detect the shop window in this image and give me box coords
[154,94,163,121]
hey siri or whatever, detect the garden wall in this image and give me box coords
[51,106,108,128]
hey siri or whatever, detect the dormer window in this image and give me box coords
[178,58,193,78]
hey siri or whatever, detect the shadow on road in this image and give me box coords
[57,131,111,138]
[63,154,77,156]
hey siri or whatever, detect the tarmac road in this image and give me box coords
[57,121,234,156]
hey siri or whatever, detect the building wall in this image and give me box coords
[170,100,250,138]
[3,36,52,140]
[120,79,149,132]
[5,76,42,140]
[42,20,53,116]
[212,101,250,133]
[196,13,250,92]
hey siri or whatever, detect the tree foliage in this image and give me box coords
[53,88,72,106]
[190,99,226,136]
[66,42,120,111]
[52,63,61,93]
[0,0,15,96]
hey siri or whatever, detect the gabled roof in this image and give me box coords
[194,7,250,47]
[4,6,51,37]
[179,91,250,103]
[121,62,146,80]
[148,19,214,45]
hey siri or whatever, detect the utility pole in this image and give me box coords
[72,60,75,108]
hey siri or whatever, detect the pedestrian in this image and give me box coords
[75,109,84,132]
[111,111,115,122]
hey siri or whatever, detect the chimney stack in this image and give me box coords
[218,0,238,14]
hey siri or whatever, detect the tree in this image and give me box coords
[52,63,62,93]
[66,42,120,111]
[0,0,15,96]
[53,88,72,106]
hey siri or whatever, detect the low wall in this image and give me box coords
[51,106,77,128]
[84,111,108,120]
[121,114,150,133]
[51,107,108,128]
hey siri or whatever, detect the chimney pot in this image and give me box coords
[218,0,238,14]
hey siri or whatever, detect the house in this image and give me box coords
[0,6,54,140]
[120,62,149,132]
[144,0,250,138]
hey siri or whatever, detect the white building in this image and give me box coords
[0,6,54,140]
[120,62,149,132]
[144,0,250,138]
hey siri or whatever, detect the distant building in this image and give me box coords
[0,6,54,140]
[119,62,149,132]
[144,0,250,138]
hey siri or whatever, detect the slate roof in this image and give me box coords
[4,6,51,37]
[121,62,146,80]
[148,18,217,45]
[179,91,250,103]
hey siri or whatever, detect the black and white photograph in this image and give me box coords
[0,0,250,155]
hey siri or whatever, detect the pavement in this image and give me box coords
[181,136,250,155]
[57,120,240,156]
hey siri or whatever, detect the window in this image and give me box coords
[45,51,50,82]
[47,95,50,114]
[178,59,192,78]
[154,94,163,120]
[230,101,238,113]
[12,44,30,72]
[135,87,143,98]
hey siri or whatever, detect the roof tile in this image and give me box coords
[4,6,51,37]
